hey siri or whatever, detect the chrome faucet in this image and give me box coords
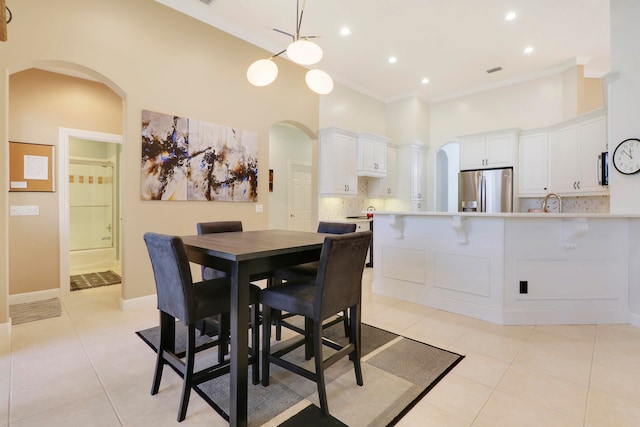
[541,192,563,213]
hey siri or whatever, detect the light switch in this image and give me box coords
[9,205,39,216]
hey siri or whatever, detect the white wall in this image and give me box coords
[609,0,640,214]
[268,124,312,230]
[319,83,386,134]
[426,72,567,210]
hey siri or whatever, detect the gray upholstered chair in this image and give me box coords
[271,221,357,339]
[196,221,243,281]
[260,230,372,416]
[143,232,260,422]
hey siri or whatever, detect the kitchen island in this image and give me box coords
[371,211,640,326]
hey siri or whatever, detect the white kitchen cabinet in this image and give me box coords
[368,144,397,198]
[548,113,608,195]
[518,132,549,196]
[460,130,517,170]
[396,143,426,211]
[358,132,388,178]
[319,127,358,197]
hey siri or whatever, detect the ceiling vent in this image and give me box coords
[199,0,213,4]
[486,67,503,74]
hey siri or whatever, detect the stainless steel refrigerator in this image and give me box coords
[458,167,513,212]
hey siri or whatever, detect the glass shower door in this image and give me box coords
[69,162,114,251]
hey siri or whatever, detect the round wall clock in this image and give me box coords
[612,138,640,175]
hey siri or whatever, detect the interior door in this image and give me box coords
[287,162,312,231]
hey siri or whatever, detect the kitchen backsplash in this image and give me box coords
[319,178,388,220]
[519,195,610,214]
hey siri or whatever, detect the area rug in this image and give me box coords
[70,270,121,291]
[10,298,62,325]
[136,320,464,426]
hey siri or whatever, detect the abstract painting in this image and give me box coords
[140,110,258,202]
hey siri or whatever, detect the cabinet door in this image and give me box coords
[368,145,397,197]
[319,131,357,196]
[549,125,579,193]
[518,133,548,196]
[358,135,387,177]
[411,146,426,201]
[577,116,607,193]
[485,133,515,168]
[460,136,486,170]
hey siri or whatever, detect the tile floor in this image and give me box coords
[2,268,640,426]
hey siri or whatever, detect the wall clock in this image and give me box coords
[612,138,640,175]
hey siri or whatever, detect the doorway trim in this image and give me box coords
[58,128,122,296]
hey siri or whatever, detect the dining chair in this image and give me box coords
[260,230,372,416]
[271,221,357,340]
[143,232,260,422]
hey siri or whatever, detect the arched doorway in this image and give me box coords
[434,142,460,212]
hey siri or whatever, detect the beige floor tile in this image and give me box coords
[452,328,524,363]
[10,393,120,427]
[512,343,592,386]
[593,340,640,374]
[401,315,472,349]
[396,401,470,427]
[526,329,595,362]
[450,350,509,388]
[422,373,492,422]
[473,391,582,427]
[589,363,640,403]
[497,365,588,420]
[535,324,597,342]
[585,389,640,427]
[363,304,425,334]
[471,320,534,342]
[595,323,640,343]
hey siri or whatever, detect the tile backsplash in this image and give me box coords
[319,178,387,220]
[519,195,610,214]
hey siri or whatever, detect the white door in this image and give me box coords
[287,162,312,231]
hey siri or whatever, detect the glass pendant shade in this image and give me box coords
[286,39,323,65]
[305,69,334,94]
[247,59,278,87]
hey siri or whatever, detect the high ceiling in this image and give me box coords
[155,0,610,103]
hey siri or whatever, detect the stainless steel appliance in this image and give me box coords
[458,167,513,213]
[598,151,609,186]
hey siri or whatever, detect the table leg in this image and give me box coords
[230,262,249,427]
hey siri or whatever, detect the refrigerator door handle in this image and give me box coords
[479,175,485,212]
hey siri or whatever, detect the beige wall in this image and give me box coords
[0,0,319,323]
[8,69,122,295]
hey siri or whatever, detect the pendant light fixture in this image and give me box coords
[246,0,333,94]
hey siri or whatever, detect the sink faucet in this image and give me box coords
[541,193,563,213]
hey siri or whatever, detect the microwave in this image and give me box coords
[598,152,609,186]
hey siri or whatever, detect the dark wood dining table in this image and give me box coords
[181,229,327,427]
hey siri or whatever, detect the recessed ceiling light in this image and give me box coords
[388,56,397,64]
[421,78,430,85]
[340,27,351,36]
[524,46,534,54]
[505,11,517,21]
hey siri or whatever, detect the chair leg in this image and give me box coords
[313,320,329,415]
[177,325,196,422]
[218,313,230,364]
[350,305,363,386]
[251,303,260,385]
[151,311,175,395]
[274,309,283,341]
[261,306,272,386]
[342,309,350,338]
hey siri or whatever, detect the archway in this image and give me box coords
[434,142,460,212]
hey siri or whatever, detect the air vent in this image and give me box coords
[486,67,503,74]
[199,0,213,4]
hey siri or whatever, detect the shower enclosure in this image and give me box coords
[69,160,116,274]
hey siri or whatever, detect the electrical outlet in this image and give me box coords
[255,204,263,213]
[519,280,528,294]
[9,205,39,216]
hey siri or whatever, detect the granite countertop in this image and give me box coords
[372,211,640,219]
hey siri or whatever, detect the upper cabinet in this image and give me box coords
[518,132,549,196]
[319,127,358,197]
[368,144,397,198]
[459,130,517,170]
[358,132,388,178]
[548,113,608,195]
[397,143,427,211]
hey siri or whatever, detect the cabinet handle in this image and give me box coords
[577,181,580,189]
[387,188,391,194]
[573,182,577,189]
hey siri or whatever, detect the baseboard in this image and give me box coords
[120,293,156,311]
[630,312,640,329]
[9,288,60,305]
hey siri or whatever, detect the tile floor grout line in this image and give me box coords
[59,296,126,427]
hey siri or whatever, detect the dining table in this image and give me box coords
[181,229,327,427]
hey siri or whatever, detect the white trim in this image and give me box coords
[120,294,157,311]
[630,312,640,329]
[58,128,122,299]
[9,288,60,305]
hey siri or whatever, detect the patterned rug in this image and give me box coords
[70,270,121,291]
[136,320,464,426]
[10,298,62,325]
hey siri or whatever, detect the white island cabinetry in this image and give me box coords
[372,212,639,326]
